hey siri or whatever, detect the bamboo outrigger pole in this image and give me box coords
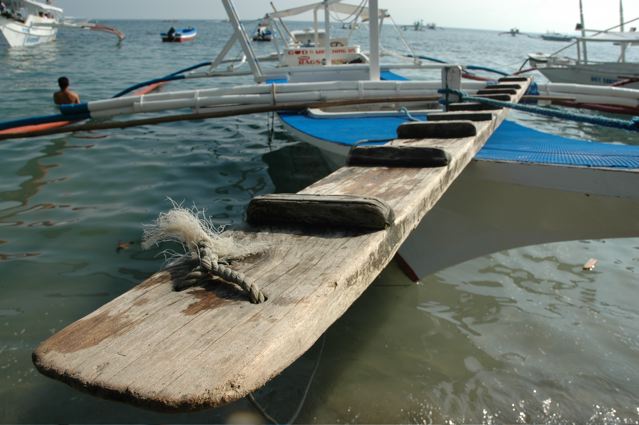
[369,0,380,80]
[578,0,588,63]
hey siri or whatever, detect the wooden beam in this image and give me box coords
[246,194,395,230]
[476,88,517,95]
[347,145,451,168]
[499,76,530,83]
[396,121,477,139]
[448,102,502,111]
[482,83,522,90]
[474,94,513,102]
[427,112,495,122]
[33,78,532,412]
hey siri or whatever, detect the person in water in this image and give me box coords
[167,26,176,41]
[53,76,80,105]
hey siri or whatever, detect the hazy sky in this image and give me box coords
[55,0,638,33]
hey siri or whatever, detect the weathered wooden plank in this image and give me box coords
[474,94,513,101]
[498,76,530,83]
[476,88,517,95]
[33,78,532,411]
[448,102,502,111]
[482,83,522,90]
[427,112,495,122]
[246,194,395,230]
[347,145,451,168]
[396,121,477,139]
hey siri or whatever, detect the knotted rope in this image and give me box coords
[438,88,639,132]
[142,202,267,303]
[180,241,266,303]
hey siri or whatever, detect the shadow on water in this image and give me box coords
[262,142,334,193]
[290,267,515,424]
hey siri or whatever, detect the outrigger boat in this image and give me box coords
[0,0,61,47]
[528,31,639,88]
[0,0,635,413]
[526,0,639,88]
[0,0,124,48]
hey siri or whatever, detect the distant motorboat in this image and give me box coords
[499,27,520,36]
[161,27,197,43]
[251,14,272,41]
[541,32,575,42]
[252,25,272,41]
[402,19,435,32]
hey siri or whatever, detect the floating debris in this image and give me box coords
[583,258,598,271]
[115,241,135,253]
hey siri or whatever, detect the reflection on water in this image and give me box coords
[0,20,638,424]
[0,138,69,208]
[4,41,60,71]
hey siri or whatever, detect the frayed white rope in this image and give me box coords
[142,199,267,303]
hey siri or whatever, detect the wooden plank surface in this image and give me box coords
[33,78,531,411]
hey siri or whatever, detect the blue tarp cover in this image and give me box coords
[279,112,639,169]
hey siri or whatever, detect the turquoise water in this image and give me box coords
[1,20,638,423]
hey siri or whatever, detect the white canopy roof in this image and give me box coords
[580,31,639,44]
[268,0,387,22]
[22,0,63,14]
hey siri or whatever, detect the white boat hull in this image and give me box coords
[0,16,58,47]
[281,116,639,279]
[399,161,639,278]
[534,63,639,89]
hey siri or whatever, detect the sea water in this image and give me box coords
[0,20,638,423]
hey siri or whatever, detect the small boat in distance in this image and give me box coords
[541,32,575,42]
[252,15,272,41]
[403,19,425,31]
[161,26,197,42]
[252,26,272,41]
[499,27,520,36]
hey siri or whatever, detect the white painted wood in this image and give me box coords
[398,161,639,279]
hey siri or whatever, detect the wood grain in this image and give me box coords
[427,111,495,122]
[448,102,502,111]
